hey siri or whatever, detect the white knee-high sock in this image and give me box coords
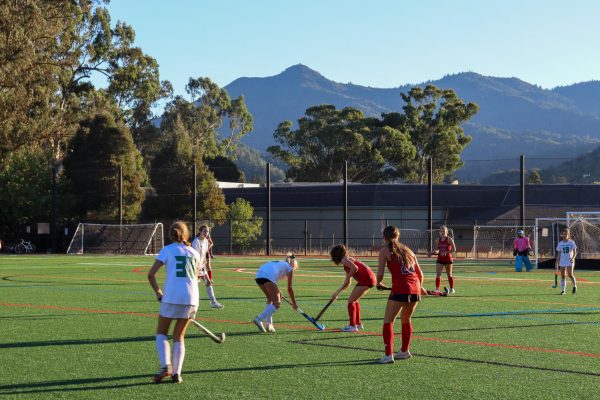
[206,285,217,303]
[561,279,566,290]
[156,334,171,368]
[172,341,185,375]
[258,304,277,321]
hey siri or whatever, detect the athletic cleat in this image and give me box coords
[572,286,577,294]
[449,288,455,294]
[443,286,450,295]
[341,325,359,332]
[253,317,267,333]
[395,350,412,360]
[153,365,172,383]
[210,302,224,309]
[171,374,183,384]
[560,290,565,295]
[266,323,276,333]
[356,323,364,330]
[378,354,395,364]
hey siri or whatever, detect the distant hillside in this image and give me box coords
[223,64,600,182]
[481,145,600,185]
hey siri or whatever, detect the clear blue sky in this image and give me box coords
[107,0,600,96]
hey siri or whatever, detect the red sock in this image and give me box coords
[355,302,361,325]
[435,277,441,290]
[347,302,357,326]
[383,322,394,356]
[448,276,455,288]
[401,322,412,352]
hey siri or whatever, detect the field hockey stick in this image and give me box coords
[552,265,558,288]
[314,298,336,321]
[281,296,325,331]
[376,283,391,291]
[191,320,226,343]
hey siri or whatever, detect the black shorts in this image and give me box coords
[255,278,274,285]
[436,260,453,265]
[388,293,420,303]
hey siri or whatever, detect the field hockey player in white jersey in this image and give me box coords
[252,255,299,333]
[191,225,223,309]
[555,228,578,295]
[147,221,201,384]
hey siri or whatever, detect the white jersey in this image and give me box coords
[156,243,200,306]
[191,237,209,276]
[256,260,293,283]
[556,239,577,267]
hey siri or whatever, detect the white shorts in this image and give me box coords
[159,302,198,319]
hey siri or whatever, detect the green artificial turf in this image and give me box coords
[1,255,599,399]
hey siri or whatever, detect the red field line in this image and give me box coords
[3,301,599,358]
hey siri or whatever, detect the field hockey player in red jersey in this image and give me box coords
[435,226,456,294]
[376,225,424,364]
[147,221,201,384]
[329,244,377,332]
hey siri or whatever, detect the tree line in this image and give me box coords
[0,0,479,247]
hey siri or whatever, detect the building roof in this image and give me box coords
[223,184,600,224]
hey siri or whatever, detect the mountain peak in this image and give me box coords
[278,64,325,80]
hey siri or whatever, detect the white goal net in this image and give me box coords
[397,228,454,255]
[535,214,600,267]
[472,225,534,259]
[67,223,164,255]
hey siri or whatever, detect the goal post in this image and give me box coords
[535,214,600,268]
[67,223,164,255]
[472,225,535,260]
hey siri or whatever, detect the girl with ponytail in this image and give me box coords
[376,226,424,364]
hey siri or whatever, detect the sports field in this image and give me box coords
[1,255,599,399]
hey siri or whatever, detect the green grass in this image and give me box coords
[1,255,599,399]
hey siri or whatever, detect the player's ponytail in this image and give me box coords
[383,226,416,268]
[169,221,190,246]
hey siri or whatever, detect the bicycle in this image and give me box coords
[14,239,36,254]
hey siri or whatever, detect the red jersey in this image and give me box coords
[437,237,453,263]
[387,255,421,294]
[343,259,377,287]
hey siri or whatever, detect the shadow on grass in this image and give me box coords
[290,338,600,377]
[0,359,376,395]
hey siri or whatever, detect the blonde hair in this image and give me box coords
[169,221,190,246]
[285,254,299,270]
[383,226,416,267]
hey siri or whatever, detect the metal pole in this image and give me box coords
[119,165,123,254]
[229,218,233,254]
[50,166,57,253]
[193,163,197,236]
[428,157,433,255]
[304,219,308,256]
[520,154,525,230]
[343,161,348,247]
[266,163,271,256]
[118,165,123,226]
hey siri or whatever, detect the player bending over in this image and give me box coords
[329,244,377,332]
[555,228,578,295]
[252,255,299,333]
[192,225,223,309]
[376,226,423,364]
[147,221,200,384]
